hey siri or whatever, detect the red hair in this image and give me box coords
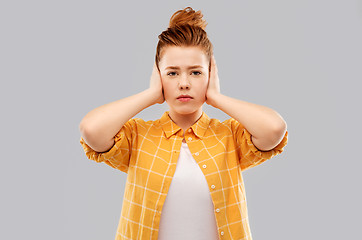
[155,7,213,71]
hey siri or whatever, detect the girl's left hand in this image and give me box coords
[205,55,221,106]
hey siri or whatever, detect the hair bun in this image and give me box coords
[169,7,207,30]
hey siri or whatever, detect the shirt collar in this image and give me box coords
[159,111,211,139]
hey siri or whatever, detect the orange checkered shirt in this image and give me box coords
[80,111,288,240]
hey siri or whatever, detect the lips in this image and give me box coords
[177,95,192,99]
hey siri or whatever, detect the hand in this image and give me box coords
[206,55,221,106]
[149,62,165,104]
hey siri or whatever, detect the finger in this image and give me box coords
[212,55,218,72]
[152,62,156,74]
[209,55,214,68]
[210,55,218,75]
[153,62,160,72]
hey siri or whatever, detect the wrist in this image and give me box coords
[145,88,163,105]
[207,91,222,108]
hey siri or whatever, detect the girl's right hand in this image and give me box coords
[149,62,165,104]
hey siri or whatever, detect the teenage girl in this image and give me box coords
[80,6,288,240]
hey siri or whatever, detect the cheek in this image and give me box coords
[162,82,175,98]
[202,77,209,89]
[197,79,209,97]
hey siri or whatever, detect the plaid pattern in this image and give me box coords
[80,111,288,240]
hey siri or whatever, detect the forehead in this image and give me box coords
[159,46,208,70]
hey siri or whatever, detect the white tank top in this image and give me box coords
[158,141,219,240]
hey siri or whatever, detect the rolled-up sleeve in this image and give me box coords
[229,118,288,172]
[79,118,137,173]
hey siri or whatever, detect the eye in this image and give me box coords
[192,71,202,75]
[167,71,177,76]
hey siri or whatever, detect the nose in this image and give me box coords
[178,74,190,89]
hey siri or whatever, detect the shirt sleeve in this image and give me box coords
[229,118,288,172]
[79,118,137,174]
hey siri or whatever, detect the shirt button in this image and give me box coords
[211,185,215,189]
[195,152,199,156]
[216,208,220,213]
[202,164,206,168]
[220,231,224,235]
[188,129,192,133]
[188,137,192,141]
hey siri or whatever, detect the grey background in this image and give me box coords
[1,0,361,239]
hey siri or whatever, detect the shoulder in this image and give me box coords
[203,118,240,139]
[208,117,243,132]
[126,117,163,131]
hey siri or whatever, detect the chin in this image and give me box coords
[172,106,202,115]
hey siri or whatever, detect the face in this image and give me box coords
[158,46,210,116]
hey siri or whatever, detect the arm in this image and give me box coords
[206,56,287,151]
[79,63,164,152]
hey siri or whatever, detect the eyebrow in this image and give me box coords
[165,65,204,70]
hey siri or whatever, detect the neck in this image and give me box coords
[168,108,203,132]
